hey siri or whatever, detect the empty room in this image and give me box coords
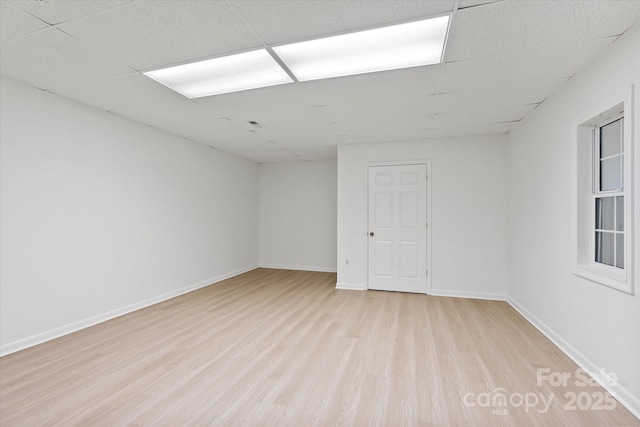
[1,0,639,425]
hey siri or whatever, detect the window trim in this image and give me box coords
[572,86,634,294]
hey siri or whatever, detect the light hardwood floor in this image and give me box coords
[1,268,638,426]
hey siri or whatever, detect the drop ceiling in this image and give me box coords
[1,0,639,163]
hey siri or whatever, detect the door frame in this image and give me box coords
[366,160,432,294]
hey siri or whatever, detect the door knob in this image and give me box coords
[369,232,374,237]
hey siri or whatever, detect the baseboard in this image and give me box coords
[0,265,258,357]
[430,288,507,301]
[335,282,366,291]
[334,285,506,296]
[259,263,337,273]
[507,296,640,420]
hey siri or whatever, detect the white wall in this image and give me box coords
[259,160,337,272]
[507,25,640,415]
[337,135,509,298]
[0,77,259,355]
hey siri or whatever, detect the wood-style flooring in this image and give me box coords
[1,268,638,426]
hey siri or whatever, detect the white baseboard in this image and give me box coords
[334,285,506,296]
[0,265,258,357]
[335,282,366,291]
[259,263,337,273]
[430,288,507,301]
[507,296,640,420]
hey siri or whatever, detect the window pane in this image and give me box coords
[600,118,622,158]
[600,156,621,191]
[616,196,624,231]
[595,231,614,266]
[616,234,624,269]
[595,197,615,230]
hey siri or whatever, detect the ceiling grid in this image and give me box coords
[1,0,639,162]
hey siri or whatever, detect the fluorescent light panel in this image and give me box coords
[144,49,293,98]
[144,15,449,97]
[273,15,450,81]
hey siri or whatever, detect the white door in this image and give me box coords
[368,164,428,294]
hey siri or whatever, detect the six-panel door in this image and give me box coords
[368,164,428,293]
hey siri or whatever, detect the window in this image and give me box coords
[573,89,634,294]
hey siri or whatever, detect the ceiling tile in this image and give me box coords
[315,92,435,132]
[186,124,248,145]
[289,145,338,162]
[431,104,536,128]
[57,1,262,71]
[193,83,319,125]
[439,38,615,93]
[239,148,300,163]
[0,28,132,90]
[225,109,330,133]
[110,101,292,163]
[309,109,388,138]
[231,0,454,45]
[110,98,236,141]
[446,0,640,61]
[335,125,430,145]
[51,72,187,113]
[212,139,300,163]
[434,78,568,113]
[8,0,130,25]
[0,1,48,42]
[301,66,441,107]
[457,0,501,9]
[249,124,341,147]
[109,96,292,158]
[426,122,516,138]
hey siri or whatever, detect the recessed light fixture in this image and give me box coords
[144,15,450,97]
[144,49,294,98]
[273,15,450,82]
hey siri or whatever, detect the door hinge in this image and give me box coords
[426,222,428,229]
[426,270,429,277]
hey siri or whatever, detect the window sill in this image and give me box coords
[573,264,633,294]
